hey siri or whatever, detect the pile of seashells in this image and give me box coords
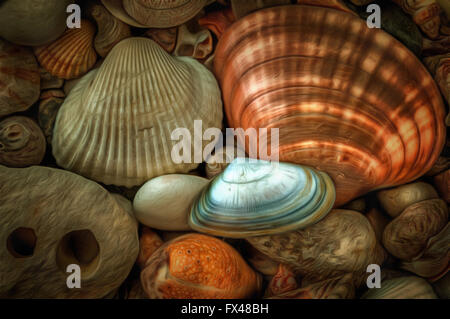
[0,0,448,299]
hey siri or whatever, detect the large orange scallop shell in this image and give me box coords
[34,20,98,80]
[214,5,446,206]
[140,233,262,299]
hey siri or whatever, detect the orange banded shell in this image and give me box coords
[214,5,447,206]
[140,233,262,299]
[34,20,98,80]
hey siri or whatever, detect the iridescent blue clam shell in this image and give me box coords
[189,158,336,238]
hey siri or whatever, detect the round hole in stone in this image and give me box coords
[56,230,100,278]
[7,227,37,258]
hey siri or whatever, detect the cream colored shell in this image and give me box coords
[53,37,223,187]
[133,174,209,231]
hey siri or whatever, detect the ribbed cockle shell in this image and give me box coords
[190,158,336,238]
[214,5,446,206]
[53,37,223,187]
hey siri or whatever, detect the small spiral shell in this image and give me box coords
[0,116,46,168]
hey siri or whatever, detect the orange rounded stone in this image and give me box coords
[141,233,262,299]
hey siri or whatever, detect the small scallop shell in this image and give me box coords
[0,39,40,117]
[247,210,382,283]
[190,158,336,238]
[34,20,98,80]
[362,276,438,299]
[91,4,131,58]
[122,0,209,28]
[0,116,46,168]
[133,174,209,231]
[377,182,439,218]
[382,198,448,261]
[434,169,450,203]
[140,233,262,299]
[52,37,223,187]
